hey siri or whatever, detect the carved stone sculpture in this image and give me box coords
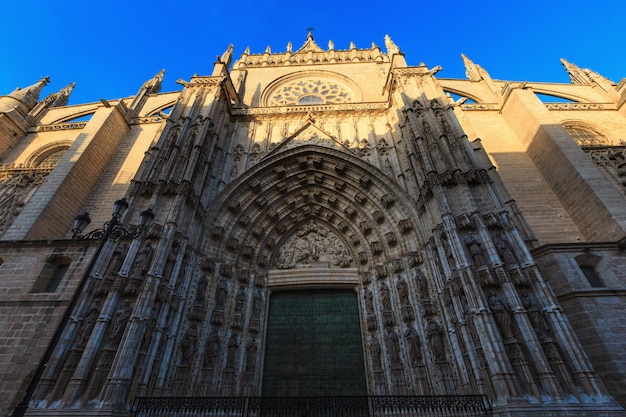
[204,331,220,369]
[426,319,445,361]
[520,291,549,338]
[488,292,514,339]
[225,334,239,369]
[370,336,382,371]
[494,233,517,265]
[385,329,402,367]
[180,324,198,366]
[465,234,486,267]
[107,299,132,347]
[404,326,422,366]
[274,221,352,268]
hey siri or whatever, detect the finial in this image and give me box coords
[384,34,400,54]
[349,41,356,50]
[461,54,482,81]
[328,39,334,50]
[243,46,250,55]
[220,44,235,67]
[286,41,292,52]
[307,27,315,39]
[264,45,271,54]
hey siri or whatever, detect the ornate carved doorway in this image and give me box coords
[262,289,367,396]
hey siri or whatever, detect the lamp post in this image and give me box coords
[11,198,154,417]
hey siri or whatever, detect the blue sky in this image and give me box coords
[1,0,624,105]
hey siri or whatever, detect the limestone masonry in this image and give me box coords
[1,33,626,416]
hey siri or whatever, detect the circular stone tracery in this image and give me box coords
[269,79,352,106]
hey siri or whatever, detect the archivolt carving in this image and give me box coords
[274,221,353,269]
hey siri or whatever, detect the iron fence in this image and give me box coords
[132,395,491,417]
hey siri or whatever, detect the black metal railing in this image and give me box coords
[132,395,491,417]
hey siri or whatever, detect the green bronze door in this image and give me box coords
[262,289,367,396]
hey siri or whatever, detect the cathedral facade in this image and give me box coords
[1,34,626,416]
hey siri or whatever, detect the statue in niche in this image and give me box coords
[180,324,198,366]
[364,288,375,315]
[385,329,402,367]
[415,269,429,300]
[488,291,514,339]
[404,326,422,366]
[163,243,178,283]
[204,331,221,368]
[245,339,257,373]
[465,235,486,267]
[493,233,517,266]
[396,278,410,308]
[426,319,445,361]
[520,291,549,338]
[234,287,245,313]
[105,243,128,279]
[251,291,262,317]
[384,158,393,178]
[77,302,101,349]
[130,240,154,279]
[370,336,382,371]
[195,275,208,303]
[225,334,240,369]
[107,299,132,346]
[379,283,392,313]
[214,280,227,312]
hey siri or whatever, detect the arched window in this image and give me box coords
[562,123,607,147]
[31,256,71,293]
[575,254,605,288]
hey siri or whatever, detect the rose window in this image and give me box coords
[269,80,352,106]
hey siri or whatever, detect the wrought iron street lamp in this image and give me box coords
[11,199,154,417]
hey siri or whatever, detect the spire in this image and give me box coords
[461,54,483,81]
[7,76,50,111]
[29,82,76,120]
[561,58,599,84]
[384,34,400,55]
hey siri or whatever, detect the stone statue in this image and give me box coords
[245,339,257,372]
[385,329,402,367]
[77,302,100,348]
[404,326,422,366]
[234,286,245,313]
[180,324,198,366]
[163,243,178,283]
[520,291,549,338]
[396,278,410,307]
[370,337,382,371]
[130,240,154,279]
[493,233,517,265]
[364,288,375,314]
[379,283,391,313]
[415,269,428,300]
[105,243,128,278]
[488,291,514,339]
[214,280,227,311]
[226,334,239,369]
[204,331,220,368]
[426,320,445,361]
[195,275,208,303]
[108,299,132,346]
[252,291,262,317]
[465,235,486,267]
